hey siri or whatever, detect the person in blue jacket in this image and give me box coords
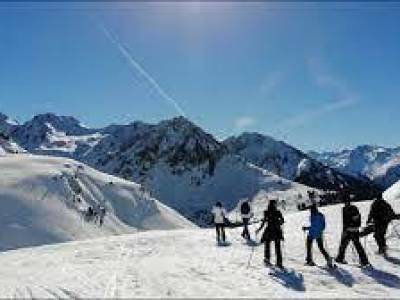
[302,203,334,267]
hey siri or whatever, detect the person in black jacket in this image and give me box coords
[366,195,400,255]
[336,199,370,267]
[256,199,284,268]
[240,200,253,241]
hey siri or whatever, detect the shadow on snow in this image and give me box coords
[268,268,306,292]
[362,267,400,289]
[318,266,355,288]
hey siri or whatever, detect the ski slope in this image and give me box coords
[0,154,194,251]
[0,200,399,298]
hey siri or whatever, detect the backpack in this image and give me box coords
[345,205,361,228]
[241,201,250,215]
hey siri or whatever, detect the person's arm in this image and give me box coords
[387,204,396,221]
[321,215,326,231]
[342,208,348,229]
[256,213,266,234]
[278,211,284,225]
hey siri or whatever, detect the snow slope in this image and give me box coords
[0,154,194,251]
[0,200,399,298]
[384,179,400,203]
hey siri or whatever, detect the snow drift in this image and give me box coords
[0,154,194,251]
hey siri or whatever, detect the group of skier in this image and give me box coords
[211,194,399,270]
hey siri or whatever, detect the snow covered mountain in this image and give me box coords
[80,117,321,225]
[1,199,399,298]
[224,133,380,199]
[0,154,193,251]
[310,145,400,189]
[0,112,18,134]
[9,113,103,158]
[1,112,382,225]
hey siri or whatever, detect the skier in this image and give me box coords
[366,195,400,255]
[240,200,253,241]
[335,199,370,267]
[302,204,334,268]
[98,204,106,226]
[212,202,227,244]
[256,199,284,268]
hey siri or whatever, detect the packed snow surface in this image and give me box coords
[0,154,194,251]
[0,200,399,298]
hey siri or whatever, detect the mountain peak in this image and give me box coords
[30,113,80,126]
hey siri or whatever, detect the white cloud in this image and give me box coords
[234,116,257,131]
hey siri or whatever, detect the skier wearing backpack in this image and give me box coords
[240,200,253,241]
[366,195,400,255]
[302,204,334,268]
[256,199,285,268]
[335,199,370,267]
[212,202,227,244]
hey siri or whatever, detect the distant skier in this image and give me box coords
[335,199,370,267]
[85,206,94,222]
[240,200,253,241]
[302,204,334,268]
[212,202,227,244]
[98,204,106,226]
[256,199,284,268]
[365,195,400,255]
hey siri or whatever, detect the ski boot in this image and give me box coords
[335,258,348,265]
[305,260,316,266]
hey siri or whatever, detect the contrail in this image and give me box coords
[97,22,186,117]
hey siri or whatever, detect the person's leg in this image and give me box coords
[264,240,271,263]
[216,224,221,242]
[221,224,226,242]
[336,232,350,262]
[243,218,250,240]
[317,236,331,263]
[352,235,369,265]
[306,236,313,263]
[275,239,283,267]
[375,224,388,254]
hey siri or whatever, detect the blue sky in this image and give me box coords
[0,2,399,151]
